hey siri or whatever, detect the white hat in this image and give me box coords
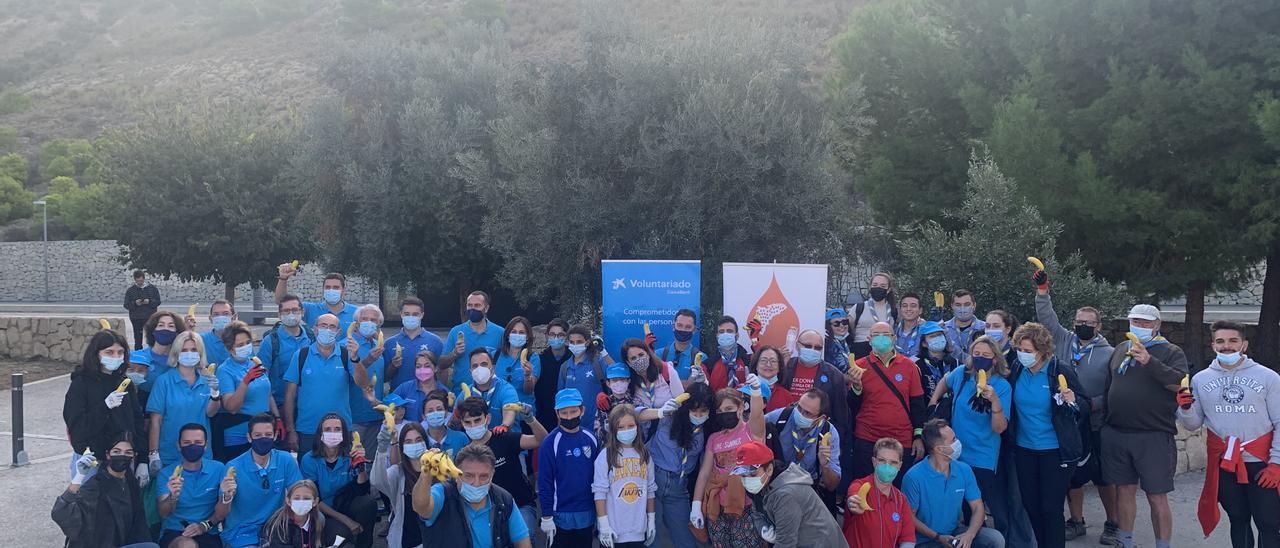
[1127,304,1161,321]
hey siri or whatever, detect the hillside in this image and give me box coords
[0,0,861,152]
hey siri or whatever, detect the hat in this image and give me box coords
[738,380,771,404]
[920,321,944,337]
[825,308,847,321]
[381,393,415,408]
[606,364,630,379]
[1127,304,1161,321]
[554,388,583,410]
[731,441,774,475]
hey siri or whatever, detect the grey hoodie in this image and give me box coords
[1035,293,1115,430]
[756,462,849,548]
[1177,356,1280,464]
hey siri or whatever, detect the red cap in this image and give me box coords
[733,441,773,470]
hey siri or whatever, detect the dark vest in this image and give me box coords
[420,480,517,548]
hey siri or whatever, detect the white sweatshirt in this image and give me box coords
[591,446,656,543]
[1177,357,1280,464]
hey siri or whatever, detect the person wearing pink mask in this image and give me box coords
[390,349,449,423]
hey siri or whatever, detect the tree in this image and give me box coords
[830,0,1280,364]
[43,156,75,181]
[101,103,315,299]
[1245,97,1280,367]
[455,5,867,323]
[45,176,110,240]
[0,126,16,152]
[0,153,27,183]
[898,149,1128,327]
[0,175,34,223]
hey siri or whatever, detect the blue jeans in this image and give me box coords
[520,504,545,548]
[655,467,698,548]
[915,526,1005,548]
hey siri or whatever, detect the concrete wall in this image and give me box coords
[0,240,378,304]
[0,316,124,363]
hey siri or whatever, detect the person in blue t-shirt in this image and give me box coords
[256,293,312,408]
[458,348,519,430]
[440,290,504,388]
[413,443,534,548]
[493,316,541,413]
[220,414,304,548]
[346,304,390,462]
[130,310,185,394]
[157,423,227,548]
[199,300,236,366]
[902,419,1005,548]
[420,390,469,458]
[273,264,359,339]
[299,412,376,547]
[537,388,600,547]
[283,313,371,453]
[213,321,278,462]
[392,350,448,424]
[653,308,702,384]
[557,325,609,430]
[384,297,444,388]
[147,331,218,472]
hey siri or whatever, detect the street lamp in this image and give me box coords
[32,199,47,302]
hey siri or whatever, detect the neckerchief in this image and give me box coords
[789,420,824,462]
[679,425,702,479]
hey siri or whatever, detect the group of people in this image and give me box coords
[55,263,1279,548]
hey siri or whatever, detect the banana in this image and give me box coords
[346,322,357,339]
[373,404,389,412]
[383,403,397,432]
[290,260,299,270]
[847,353,858,367]
[82,447,92,457]
[643,322,651,337]
[187,304,197,318]
[856,482,874,511]
[693,352,703,369]
[171,464,182,480]
[1125,332,1143,349]
[1027,256,1045,271]
[458,333,465,346]
[674,393,690,405]
[204,363,217,377]
[370,374,378,391]
[1180,374,1189,390]
[98,318,111,330]
[226,466,236,479]
[521,349,530,363]
[461,383,472,399]
[820,431,832,448]
[934,291,945,309]
[503,403,525,412]
[375,330,385,349]
[251,357,262,368]
[1058,374,1069,392]
[115,378,132,393]
[394,345,402,361]
[977,370,987,390]
[352,431,363,450]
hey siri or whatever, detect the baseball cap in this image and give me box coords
[381,393,415,408]
[920,321,944,337]
[606,364,630,379]
[1127,304,1161,321]
[554,388,583,410]
[731,441,774,475]
[825,308,847,321]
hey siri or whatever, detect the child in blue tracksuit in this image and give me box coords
[538,388,600,547]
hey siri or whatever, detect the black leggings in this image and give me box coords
[130,318,147,350]
[332,492,378,548]
[1219,461,1280,548]
[552,526,595,547]
[1015,447,1073,548]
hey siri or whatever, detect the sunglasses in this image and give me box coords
[830,320,849,327]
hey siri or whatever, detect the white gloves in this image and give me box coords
[646,512,657,545]
[204,373,220,398]
[745,373,761,395]
[515,402,534,422]
[597,516,615,548]
[688,361,707,385]
[103,391,125,409]
[72,452,96,484]
[540,517,556,546]
[660,398,682,418]
[135,461,151,488]
[377,425,394,446]
[761,524,777,543]
[690,500,704,529]
[149,451,162,477]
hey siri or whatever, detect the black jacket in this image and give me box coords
[420,480,518,548]
[63,369,146,463]
[1006,357,1090,465]
[123,284,161,320]
[52,469,151,548]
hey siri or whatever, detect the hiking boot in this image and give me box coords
[1065,518,1087,540]
[1100,520,1121,546]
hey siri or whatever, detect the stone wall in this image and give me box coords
[0,240,378,304]
[1176,424,1207,475]
[0,316,124,363]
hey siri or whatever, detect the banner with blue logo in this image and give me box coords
[601,260,701,357]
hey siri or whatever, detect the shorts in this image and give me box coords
[1069,429,1108,489]
[1100,425,1175,494]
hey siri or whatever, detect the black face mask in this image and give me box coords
[869,287,889,301]
[1074,324,1096,341]
[108,455,132,473]
[716,411,740,429]
[559,416,581,430]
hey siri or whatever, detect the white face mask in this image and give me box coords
[742,475,765,494]
[320,432,343,448]
[472,366,492,385]
[290,499,314,516]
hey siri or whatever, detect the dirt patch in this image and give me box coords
[0,359,74,389]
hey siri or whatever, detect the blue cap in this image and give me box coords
[606,364,630,379]
[382,393,415,408]
[920,321,944,337]
[739,380,771,402]
[554,388,583,410]
[825,308,847,321]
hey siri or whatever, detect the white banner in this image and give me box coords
[722,262,829,354]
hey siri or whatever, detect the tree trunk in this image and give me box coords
[224,282,235,303]
[1184,279,1208,376]
[1255,243,1280,372]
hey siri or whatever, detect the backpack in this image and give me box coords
[294,344,351,389]
[764,404,831,460]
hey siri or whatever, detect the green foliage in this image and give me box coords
[0,174,34,223]
[0,126,16,151]
[0,89,32,116]
[898,150,1128,325]
[46,176,109,240]
[829,0,1280,300]
[101,103,316,288]
[0,153,27,183]
[44,156,75,181]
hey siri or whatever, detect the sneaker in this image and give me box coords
[1100,520,1121,546]
[1065,518,1087,540]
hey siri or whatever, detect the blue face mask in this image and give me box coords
[460,481,491,503]
[126,371,147,386]
[984,329,1005,343]
[568,343,587,357]
[178,351,201,368]
[401,315,421,330]
[358,321,378,338]
[799,347,822,365]
[927,335,947,353]
[870,334,894,355]
[465,425,488,440]
[690,413,709,426]
[548,336,566,350]
[467,309,485,323]
[100,355,125,371]
[234,344,253,361]
[673,329,694,343]
[251,437,274,456]
[793,411,815,429]
[874,463,899,483]
[424,410,449,428]
[616,427,638,445]
[153,329,177,346]
[1016,351,1037,367]
[211,316,232,331]
[315,328,338,346]
[402,442,426,459]
[971,356,994,372]
[953,306,975,321]
[1129,324,1154,343]
[508,333,527,347]
[281,313,302,328]
[322,289,342,305]
[716,332,737,349]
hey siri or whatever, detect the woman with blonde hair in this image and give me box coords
[146,330,219,472]
[592,404,657,547]
[258,479,339,547]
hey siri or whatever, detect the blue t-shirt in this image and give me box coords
[945,368,1012,471]
[215,357,273,447]
[221,449,303,548]
[384,328,444,388]
[391,379,449,423]
[655,344,700,380]
[903,459,982,537]
[256,325,311,406]
[145,369,213,466]
[130,347,171,390]
[1014,367,1058,450]
[557,356,605,429]
[301,301,358,342]
[457,379,520,428]
[423,427,470,459]
[494,351,541,409]
[421,483,531,548]
[157,459,226,532]
[647,415,705,476]
[299,450,358,502]
[442,320,504,390]
[283,343,354,436]
[201,330,230,366]
[348,333,386,425]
